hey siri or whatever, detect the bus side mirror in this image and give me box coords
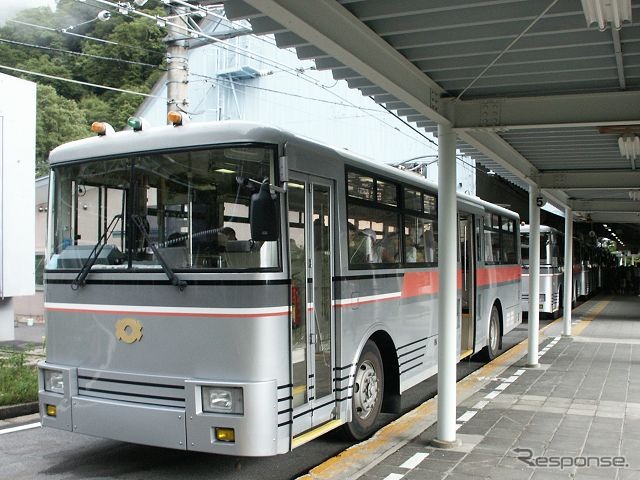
[250,182,279,241]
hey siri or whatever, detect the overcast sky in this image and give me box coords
[0,0,56,25]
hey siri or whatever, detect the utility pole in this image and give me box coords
[166,4,190,117]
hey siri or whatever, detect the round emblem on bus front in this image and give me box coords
[115,318,143,344]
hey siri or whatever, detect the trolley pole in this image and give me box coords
[527,186,541,368]
[433,122,460,448]
[563,207,573,336]
[166,5,189,117]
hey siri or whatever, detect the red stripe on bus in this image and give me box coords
[401,271,439,298]
[476,265,521,287]
[45,307,288,318]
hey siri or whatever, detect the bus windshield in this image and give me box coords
[521,232,551,266]
[48,145,280,272]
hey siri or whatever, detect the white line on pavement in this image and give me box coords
[399,452,430,469]
[457,411,478,422]
[383,474,405,480]
[0,422,41,435]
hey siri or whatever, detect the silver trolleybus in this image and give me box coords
[520,225,564,318]
[39,119,522,456]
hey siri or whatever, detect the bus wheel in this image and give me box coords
[346,340,384,440]
[485,305,501,360]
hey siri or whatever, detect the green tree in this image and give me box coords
[103,85,149,129]
[1,7,65,49]
[78,94,111,125]
[35,85,90,176]
[78,10,166,89]
[0,0,169,176]
[16,55,87,99]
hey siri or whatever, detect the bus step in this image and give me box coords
[292,420,343,449]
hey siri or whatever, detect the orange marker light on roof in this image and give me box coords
[90,121,114,136]
[91,122,107,135]
[167,111,183,126]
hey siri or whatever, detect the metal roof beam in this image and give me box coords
[450,91,640,130]
[534,170,640,189]
[240,0,451,126]
[458,131,538,184]
[611,28,626,90]
[570,200,640,213]
[458,130,569,208]
[575,212,640,224]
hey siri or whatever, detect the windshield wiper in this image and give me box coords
[71,214,123,290]
[130,214,187,291]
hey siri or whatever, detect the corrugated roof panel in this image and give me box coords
[224,0,640,238]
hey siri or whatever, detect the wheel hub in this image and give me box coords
[354,360,378,419]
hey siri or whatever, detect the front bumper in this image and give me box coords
[38,363,281,456]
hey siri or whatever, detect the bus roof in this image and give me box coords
[48,121,289,166]
[521,225,562,234]
[48,120,519,221]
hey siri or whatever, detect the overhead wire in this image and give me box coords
[0,64,167,99]
[8,19,119,47]
[0,27,385,119]
[7,18,161,56]
[200,75,441,151]
[0,37,160,68]
[61,0,441,152]
[83,0,347,90]
[192,72,383,112]
[373,98,479,170]
[456,0,560,100]
[149,0,278,48]
[7,2,445,156]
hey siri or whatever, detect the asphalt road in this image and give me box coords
[0,318,552,480]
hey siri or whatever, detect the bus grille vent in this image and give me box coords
[76,369,185,408]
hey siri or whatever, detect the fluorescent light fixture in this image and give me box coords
[581,0,632,30]
[215,168,235,174]
[618,135,640,160]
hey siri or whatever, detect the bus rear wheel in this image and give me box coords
[345,340,383,440]
[484,305,501,360]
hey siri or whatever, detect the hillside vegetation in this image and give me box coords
[0,0,167,175]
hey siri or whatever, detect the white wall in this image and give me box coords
[0,73,36,298]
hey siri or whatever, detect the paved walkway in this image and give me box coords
[303,295,640,480]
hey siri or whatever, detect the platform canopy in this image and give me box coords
[223,0,640,248]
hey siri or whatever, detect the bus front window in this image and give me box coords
[48,146,280,272]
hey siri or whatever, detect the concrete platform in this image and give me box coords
[301,295,640,480]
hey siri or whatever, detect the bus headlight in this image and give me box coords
[44,370,65,394]
[202,386,243,415]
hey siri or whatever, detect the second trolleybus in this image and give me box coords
[520,225,565,318]
[39,119,522,456]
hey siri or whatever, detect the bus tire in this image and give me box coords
[345,340,384,440]
[484,305,501,360]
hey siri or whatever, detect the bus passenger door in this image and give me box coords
[458,213,475,358]
[288,174,335,437]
